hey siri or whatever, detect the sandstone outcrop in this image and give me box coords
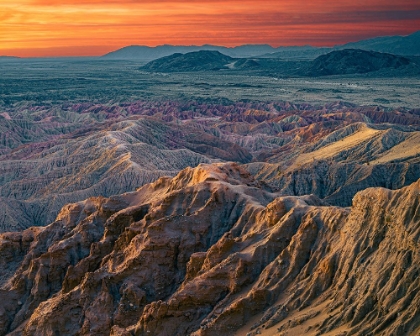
[0,163,418,335]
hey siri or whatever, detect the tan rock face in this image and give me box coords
[0,163,419,336]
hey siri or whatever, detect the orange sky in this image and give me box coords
[1,0,420,57]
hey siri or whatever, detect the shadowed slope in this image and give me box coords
[306,49,412,76]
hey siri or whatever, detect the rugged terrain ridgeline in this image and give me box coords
[138,48,418,76]
[102,30,420,61]
[0,162,419,335]
[1,101,420,232]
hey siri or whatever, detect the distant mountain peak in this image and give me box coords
[102,30,420,61]
[102,44,276,60]
[0,55,20,59]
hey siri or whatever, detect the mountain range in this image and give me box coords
[139,49,417,76]
[102,44,279,61]
[102,30,420,60]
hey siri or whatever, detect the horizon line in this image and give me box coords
[1,30,418,59]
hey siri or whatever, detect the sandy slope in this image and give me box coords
[291,124,380,168]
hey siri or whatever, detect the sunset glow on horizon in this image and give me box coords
[1,0,420,57]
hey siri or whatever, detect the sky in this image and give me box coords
[1,0,420,57]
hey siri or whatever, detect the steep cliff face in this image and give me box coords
[0,163,419,336]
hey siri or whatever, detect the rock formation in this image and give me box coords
[0,163,419,335]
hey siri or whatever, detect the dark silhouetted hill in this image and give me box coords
[306,49,412,76]
[338,30,420,56]
[140,50,234,72]
[102,44,276,60]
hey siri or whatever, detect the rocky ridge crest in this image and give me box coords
[0,163,419,335]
